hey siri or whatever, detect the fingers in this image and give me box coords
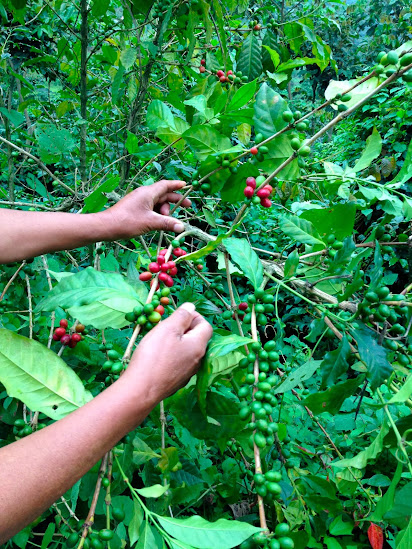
[158,193,191,216]
[164,303,197,336]
[147,212,185,233]
[159,203,170,216]
[150,180,186,201]
[184,314,213,347]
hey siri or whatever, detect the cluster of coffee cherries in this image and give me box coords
[214,69,248,85]
[139,244,186,288]
[330,92,352,112]
[13,418,46,438]
[324,233,344,263]
[52,319,85,348]
[199,58,206,73]
[151,0,173,18]
[102,348,125,378]
[244,176,273,208]
[124,288,172,330]
[241,524,294,549]
[374,49,412,82]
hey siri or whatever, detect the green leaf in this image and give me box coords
[35,124,76,163]
[0,329,92,420]
[352,324,392,391]
[262,46,280,70]
[205,333,253,358]
[320,336,351,387]
[391,139,412,184]
[82,175,119,213]
[279,215,326,247]
[228,80,257,111]
[370,462,403,521]
[35,267,147,330]
[325,77,380,110]
[284,249,299,279]
[136,484,169,498]
[41,523,56,549]
[147,100,175,131]
[301,204,357,243]
[129,501,144,546]
[120,47,137,70]
[155,515,261,549]
[396,516,412,549]
[303,376,363,415]
[237,34,262,82]
[225,238,264,290]
[133,436,161,466]
[136,520,161,549]
[275,359,322,393]
[259,133,299,181]
[92,0,110,16]
[253,83,288,138]
[182,125,231,161]
[333,419,389,470]
[0,107,25,126]
[329,516,353,536]
[262,31,280,71]
[352,127,382,173]
[178,224,238,263]
[384,482,412,529]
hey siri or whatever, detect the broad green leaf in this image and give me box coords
[352,127,382,173]
[329,516,353,536]
[206,334,253,358]
[129,501,144,546]
[156,117,189,149]
[303,376,364,415]
[83,175,119,213]
[133,142,163,160]
[283,249,299,279]
[184,95,208,115]
[253,83,288,138]
[333,419,389,470]
[259,133,300,181]
[157,447,179,472]
[262,31,280,71]
[301,204,357,243]
[182,125,231,161]
[0,107,25,126]
[279,215,326,247]
[352,324,392,391]
[237,34,262,82]
[228,80,257,111]
[146,100,175,131]
[237,123,251,146]
[325,77,380,110]
[225,238,263,290]
[275,359,322,393]
[262,46,280,70]
[120,47,137,70]
[136,484,169,498]
[92,0,110,16]
[384,482,412,529]
[391,139,412,184]
[35,124,76,163]
[35,267,147,330]
[370,462,403,521]
[136,520,161,549]
[383,375,412,405]
[41,523,55,549]
[178,222,240,262]
[155,514,261,549]
[396,516,412,549]
[133,436,161,466]
[320,336,351,387]
[0,329,92,420]
[220,163,259,203]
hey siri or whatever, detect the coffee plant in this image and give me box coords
[0,0,412,548]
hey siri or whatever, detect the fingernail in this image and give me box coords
[173,222,184,233]
[181,302,195,313]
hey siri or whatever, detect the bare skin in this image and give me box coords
[0,181,212,542]
[0,180,191,263]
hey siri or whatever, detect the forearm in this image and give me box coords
[0,375,156,543]
[0,209,115,263]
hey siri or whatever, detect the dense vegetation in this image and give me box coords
[0,0,412,548]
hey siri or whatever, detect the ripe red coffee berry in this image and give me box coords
[227,70,233,75]
[60,319,69,329]
[160,297,170,305]
[159,249,168,256]
[196,264,204,271]
[61,334,71,346]
[199,66,206,74]
[260,198,272,208]
[244,186,255,198]
[173,248,184,257]
[75,323,85,333]
[201,59,206,66]
[159,272,169,283]
[54,327,66,339]
[257,187,271,199]
[149,262,160,273]
[169,266,178,276]
[250,147,259,155]
[157,255,166,265]
[52,333,60,341]
[71,333,82,343]
[68,339,77,349]
[164,275,174,288]
[161,262,171,272]
[254,24,261,31]
[155,305,165,316]
[217,70,224,77]
[265,184,273,193]
[219,76,226,83]
[168,261,176,269]
[239,302,248,311]
[246,177,256,189]
[139,272,152,281]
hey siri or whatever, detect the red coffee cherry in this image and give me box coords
[54,327,66,339]
[52,333,60,341]
[149,262,161,273]
[257,187,271,199]
[68,339,77,349]
[226,70,233,75]
[219,76,226,83]
[59,319,69,329]
[216,70,224,77]
[196,264,204,271]
[60,334,71,345]
[239,302,248,311]
[168,261,176,269]
[71,333,82,343]
[246,177,256,189]
[164,275,174,287]
[260,198,272,208]
[159,272,169,283]
[155,305,165,316]
[201,59,206,66]
[161,262,171,272]
[139,272,152,281]
[173,248,184,257]
[265,184,273,193]
[250,147,259,155]
[159,249,168,255]
[160,296,170,305]
[254,24,261,31]
[244,186,255,198]
[157,255,166,265]
[169,266,178,276]
[199,66,206,73]
[75,323,85,333]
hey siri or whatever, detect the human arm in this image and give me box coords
[0,180,191,263]
[0,303,212,543]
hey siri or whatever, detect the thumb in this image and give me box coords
[166,303,196,335]
[148,212,185,233]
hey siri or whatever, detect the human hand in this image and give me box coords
[102,180,191,239]
[123,303,213,404]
